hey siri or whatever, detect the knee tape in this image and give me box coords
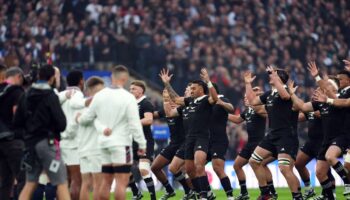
[278,158,291,166]
[113,165,131,173]
[251,152,263,163]
[344,153,350,163]
[139,161,151,179]
[102,165,114,174]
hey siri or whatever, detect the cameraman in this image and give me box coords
[0,67,25,200]
[13,64,70,200]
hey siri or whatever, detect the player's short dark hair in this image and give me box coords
[276,69,289,84]
[38,64,55,81]
[191,80,208,94]
[131,80,146,93]
[66,70,83,86]
[337,70,350,78]
[112,65,129,77]
[86,76,104,89]
[212,82,220,94]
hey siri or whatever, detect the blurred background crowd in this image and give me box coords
[1,0,350,159]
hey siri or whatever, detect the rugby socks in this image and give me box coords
[163,180,175,194]
[292,192,303,200]
[191,177,201,196]
[129,175,140,196]
[320,178,335,200]
[259,185,270,196]
[333,161,350,184]
[303,178,311,189]
[327,169,336,191]
[174,172,191,194]
[144,177,156,200]
[267,180,277,195]
[198,176,208,198]
[220,176,233,197]
[239,179,248,195]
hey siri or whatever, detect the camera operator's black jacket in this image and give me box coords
[14,83,66,147]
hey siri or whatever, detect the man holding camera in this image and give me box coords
[0,67,25,199]
[13,64,70,200]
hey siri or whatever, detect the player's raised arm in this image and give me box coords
[244,71,262,106]
[159,68,185,105]
[307,61,337,99]
[200,68,218,104]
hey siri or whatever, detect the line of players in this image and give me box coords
[57,60,350,200]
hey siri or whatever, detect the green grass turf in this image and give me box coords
[123,187,345,199]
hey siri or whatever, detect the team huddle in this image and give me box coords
[2,60,350,200]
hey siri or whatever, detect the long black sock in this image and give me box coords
[198,176,208,198]
[191,177,201,195]
[144,177,156,200]
[239,180,248,195]
[163,180,175,194]
[267,180,276,195]
[220,176,233,197]
[129,175,140,196]
[174,172,191,194]
[259,185,270,196]
[333,161,350,184]
[303,178,311,188]
[292,192,303,200]
[327,169,336,191]
[320,178,335,200]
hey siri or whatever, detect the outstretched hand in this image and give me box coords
[244,71,256,84]
[343,59,350,72]
[159,68,173,84]
[200,68,210,83]
[287,80,298,95]
[312,89,327,103]
[307,61,319,77]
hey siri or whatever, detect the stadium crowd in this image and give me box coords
[1,0,350,164]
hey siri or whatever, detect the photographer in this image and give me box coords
[13,64,70,200]
[0,67,25,200]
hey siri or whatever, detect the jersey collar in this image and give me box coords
[67,86,81,92]
[271,85,287,95]
[194,95,207,103]
[137,95,146,103]
[217,94,224,98]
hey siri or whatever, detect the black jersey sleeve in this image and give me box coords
[157,108,166,119]
[177,106,183,115]
[184,97,192,106]
[311,102,320,111]
[259,90,271,104]
[240,109,247,121]
[142,100,154,113]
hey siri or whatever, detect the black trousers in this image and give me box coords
[0,139,25,200]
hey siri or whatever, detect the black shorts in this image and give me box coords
[185,136,209,160]
[258,134,298,160]
[239,141,260,160]
[300,139,323,158]
[317,135,348,161]
[208,140,228,161]
[174,143,185,160]
[160,143,181,161]
[132,139,154,161]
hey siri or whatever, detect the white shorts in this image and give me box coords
[101,146,133,165]
[80,155,102,174]
[61,148,80,166]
